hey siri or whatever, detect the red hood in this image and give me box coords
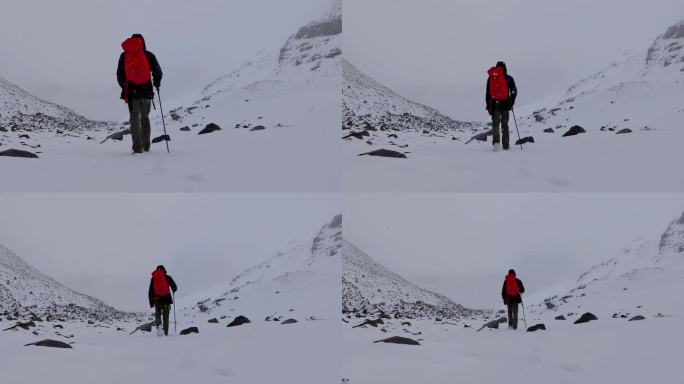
[152,268,165,279]
[488,66,504,78]
[122,37,144,53]
[505,273,516,282]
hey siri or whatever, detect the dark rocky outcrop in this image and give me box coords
[373,336,420,346]
[554,315,566,320]
[544,128,554,133]
[208,318,219,324]
[151,134,171,143]
[180,126,191,132]
[343,131,369,140]
[562,125,586,137]
[226,315,251,327]
[358,149,407,159]
[0,149,39,158]
[180,326,199,335]
[250,125,266,132]
[281,318,298,325]
[198,123,221,135]
[527,324,546,332]
[574,312,598,324]
[515,136,535,145]
[616,128,632,134]
[100,129,131,143]
[3,321,36,331]
[25,339,72,349]
[628,315,645,322]
[476,318,507,332]
[353,319,384,328]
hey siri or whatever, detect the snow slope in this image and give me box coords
[0,244,129,322]
[342,240,481,320]
[343,20,684,192]
[0,8,341,192]
[177,214,342,324]
[342,212,684,384]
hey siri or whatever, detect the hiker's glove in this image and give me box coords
[153,80,161,89]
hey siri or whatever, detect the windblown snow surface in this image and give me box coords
[341,212,684,383]
[0,8,341,192]
[0,216,342,383]
[342,20,684,192]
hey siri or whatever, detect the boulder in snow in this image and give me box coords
[281,318,298,325]
[554,315,566,320]
[373,336,420,346]
[562,125,586,137]
[198,123,221,135]
[0,149,39,159]
[358,149,407,159]
[25,339,72,349]
[616,128,632,134]
[249,125,266,131]
[515,136,535,145]
[226,315,251,327]
[208,318,219,324]
[527,323,546,332]
[628,315,645,322]
[574,312,598,324]
[543,128,554,133]
[151,134,171,143]
[180,126,191,132]
[180,326,199,335]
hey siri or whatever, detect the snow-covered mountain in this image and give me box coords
[523,19,684,132]
[342,59,482,143]
[177,215,342,323]
[167,9,341,131]
[540,211,684,318]
[342,240,482,320]
[0,244,129,322]
[0,76,113,146]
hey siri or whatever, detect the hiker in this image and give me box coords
[486,61,517,151]
[501,269,525,329]
[116,34,163,154]
[148,265,177,336]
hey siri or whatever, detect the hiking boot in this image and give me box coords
[156,325,163,337]
[493,143,501,152]
[502,145,510,150]
[132,150,143,155]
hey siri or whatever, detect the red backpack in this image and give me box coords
[505,274,519,297]
[488,66,509,101]
[122,37,151,85]
[152,268,170,297]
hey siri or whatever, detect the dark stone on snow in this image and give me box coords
[151,134,171,143]
[198,123,221,135]
[465,131,490,144]
[358,149,407,159]
[544,128,554,133]
[476,317,507,332]
[387,134,398,139]
[554,315,566,320]
[342,131,369,140]
[353,319,384,328]
[25,339,72,349]
[574,312,598,324]
[527,323,546,332]
[18,134,30,139]
[180,126,191,132]
[0,149,39,158]
[180,326,199,335]
[100,129,130,143]
[226,315,251,327]
[3,321,36,331]
[400,322,411,327]
[616,128,632,134]
[250,125,266,131]
[515,136,535,145]
[563,125,586,137]
[628,315,645,321]
[128,321,155,335]
[281,318,298,325]
[208,318,219,324]
[373,336,420,346]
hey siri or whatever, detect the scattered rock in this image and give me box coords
[25,339,72,349]
[198,123,221,135]
[0,149,39,158]
[373,336,420,346]
[180,327,199,335]
[151,134,171,143]
[400,322,411,327]
[476,318,506,332]
[515,136,535,145]
[358,149,407,159]
[180,126,191,132]
[574,312,598,324]
[628,315,645,322]
[100,129,131,143]
[387,134,398,139]
[128,321,155,335]
[527,323,546,332]
[353,319,384,328]
[543,128,554,133]
[554,315,566,320]
[562,125,586,137]
[616,128,632,134]
[226,315,251,327]
[342,131,369,140]
[250,125,266,131]
[18,134,30,139]
[281,318,298,325]
[3,321,36,331]
[208,318,219,324]
[465,131,490,144]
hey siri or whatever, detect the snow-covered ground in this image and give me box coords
[341,210,684,383]
[342,20,684,192]
[0,8,340,192]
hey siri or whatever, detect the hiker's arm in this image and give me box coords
[518,279,525,294]
[508,76,518,105]
[167,275,177,293]
[116,54,125,88]
[148,52,163,88]
[148,279,154,308]
[485,78,491,111]
[501,281,506,300]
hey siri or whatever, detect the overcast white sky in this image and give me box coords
[344,0,684,121]
[344,194,684,309]
[0,0,331,121]
[0,194,340,312]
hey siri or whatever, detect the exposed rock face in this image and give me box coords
[293,15,342,39]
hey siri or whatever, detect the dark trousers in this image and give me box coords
[155,302,170,335]
[128,98,152,153]
[491,108,510,148]
[507,301,519,329]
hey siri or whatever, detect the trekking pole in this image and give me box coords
[512,108,523,151]
[172,290,177,334]
[156,87,170,153]
[521,301,527,330]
